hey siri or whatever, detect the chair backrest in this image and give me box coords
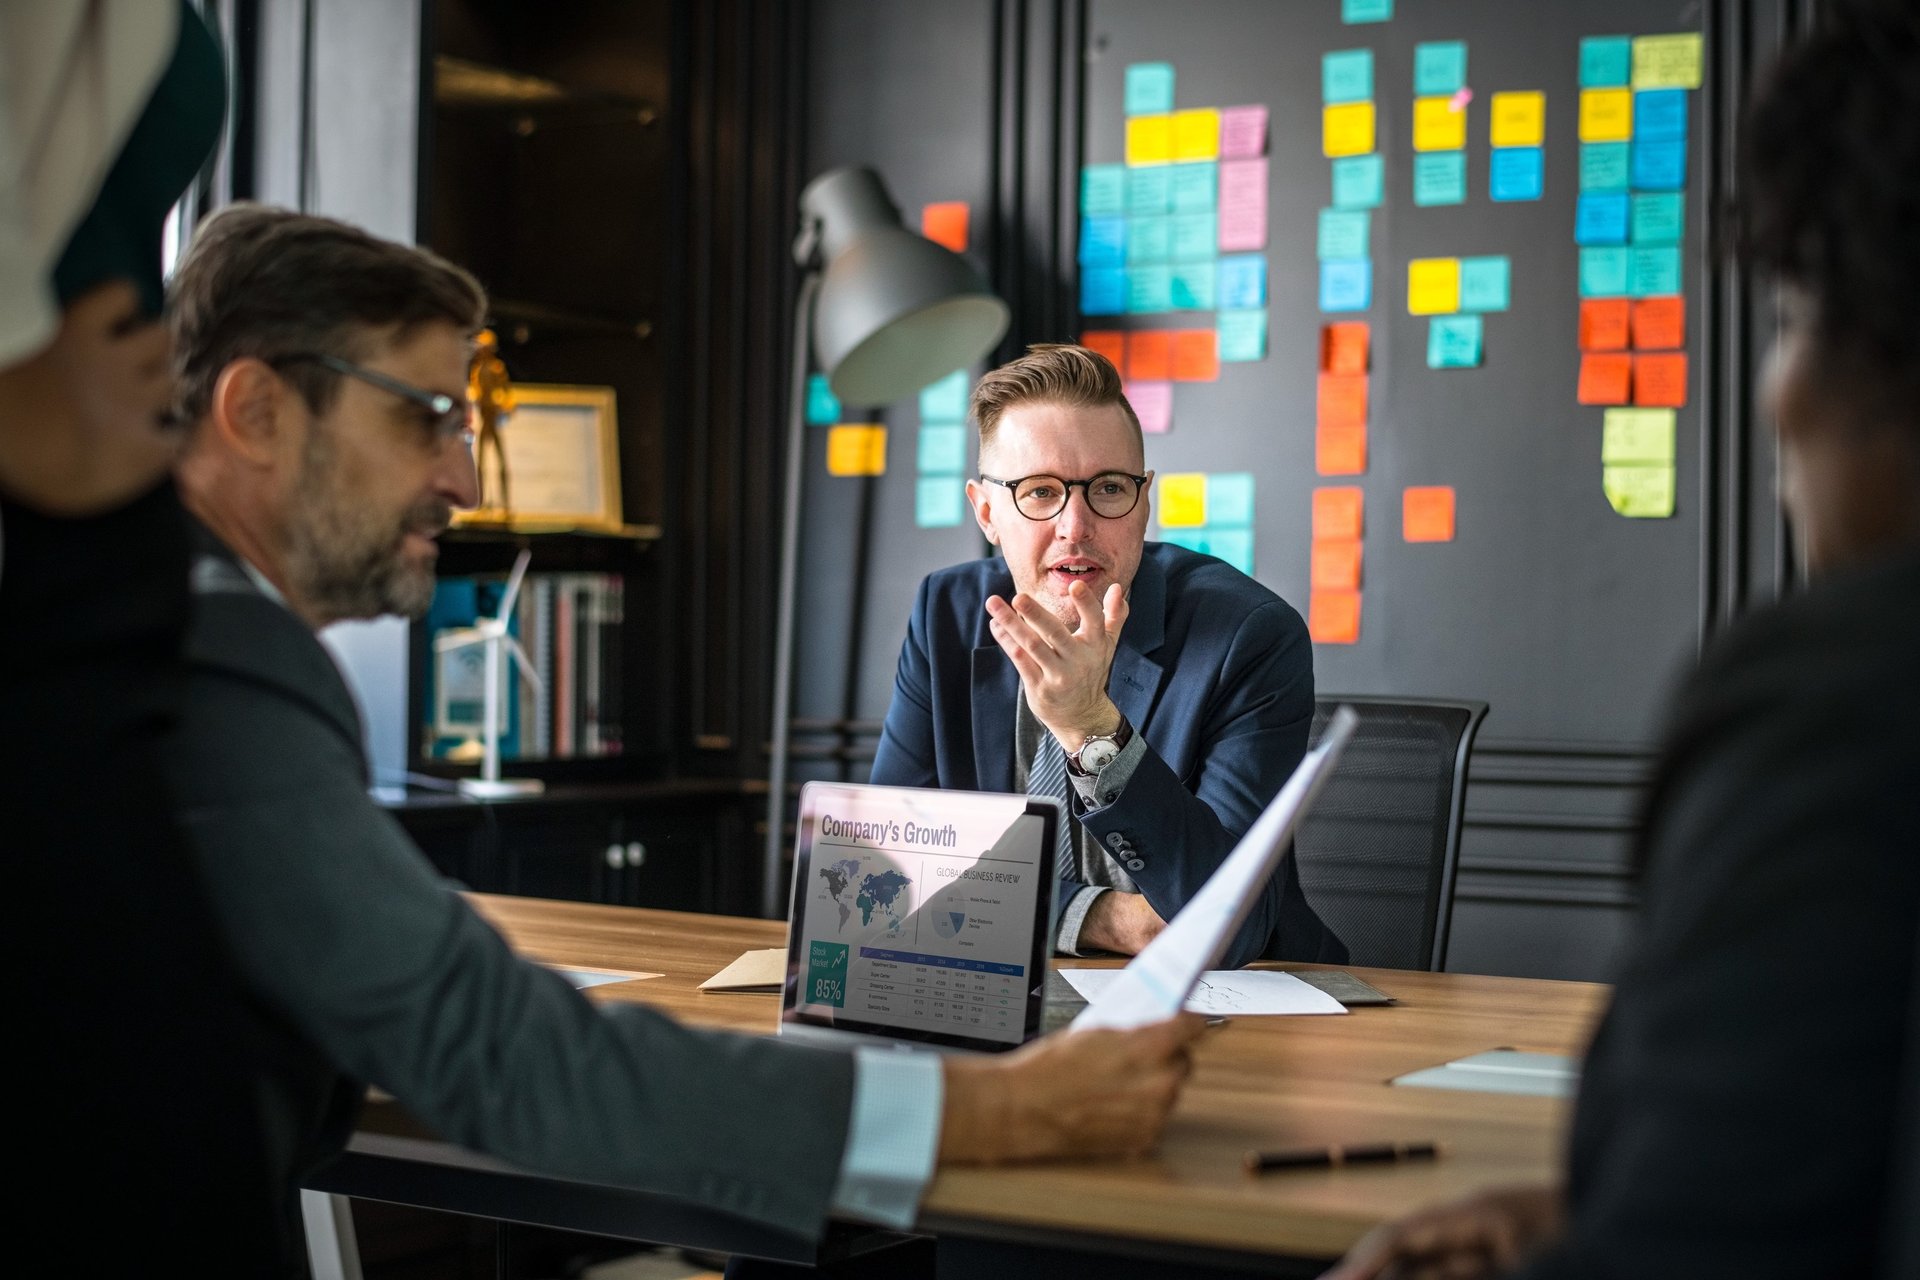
[1294,696,1487,972]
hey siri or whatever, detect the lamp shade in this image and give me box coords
[800,168,1009,406]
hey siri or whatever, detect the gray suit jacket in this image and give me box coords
[165,530,857,1239]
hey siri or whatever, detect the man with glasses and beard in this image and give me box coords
[870,344,1344,967]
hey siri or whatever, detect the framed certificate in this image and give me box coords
[457,382,624,532]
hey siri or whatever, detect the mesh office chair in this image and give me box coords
[1293,696,1487,972]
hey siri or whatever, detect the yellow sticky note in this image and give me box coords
[1322,102,1376,158]
[1580,88,1633,142]
[1158,473,1208,528]
[1489,91,1546,148]
[1407,257,1461,316]
[1412,95,1466,152]
[1602,465,1676,518]
[825,424,887,476]
[1172,108,1221,161]
[1126,114,1173,166]
[1632,33,1703,89]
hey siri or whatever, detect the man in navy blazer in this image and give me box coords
[871,345,1344,968]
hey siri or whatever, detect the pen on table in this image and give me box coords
[1244,1141,1439,1174]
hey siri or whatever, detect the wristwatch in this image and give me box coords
[1066,715,1134,778]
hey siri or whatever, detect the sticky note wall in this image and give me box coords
[912,369,972,527]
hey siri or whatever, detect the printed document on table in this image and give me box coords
[1060,967,1346,1016]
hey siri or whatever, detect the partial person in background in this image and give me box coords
[1329,4,1920,1276]
[0,4,283,1267]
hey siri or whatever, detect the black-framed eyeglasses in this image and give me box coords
[978,470,1151,521]
[275,352,474,448]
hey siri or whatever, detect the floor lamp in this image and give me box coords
[763,167,1010,916]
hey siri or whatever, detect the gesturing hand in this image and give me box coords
[985,579,1129,750]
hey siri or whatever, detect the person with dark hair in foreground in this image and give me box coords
[1329,4,1920,1277]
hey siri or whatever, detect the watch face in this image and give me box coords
[1079,738,1121,772]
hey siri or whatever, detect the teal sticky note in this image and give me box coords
[1128,265,1173,313]
[1217,255,1267,308]
[1427,314,1483,368]
[1127,215,1171,265]
[1158,528,1209,554]
[1206,472,1256,526]
[918,423,969,473]
[1413,152,1466,206]
[1217,308,1268,361]
[1459,256,1511,312]
[1079,216,1126,267]
[1081,165,1126,217]
[1323,49,1375,104]
[1127,166,1173,214]
[1631,192,1685,245]
[1580,142,1631,192]
[805,374,840,426]
[918,370,970,422]
[1580,246,1632,297]
[1206,528,1256,575]
[1490,147,1544,201]
[1331,154,1385,209]
[915,476,967,528]
[1580,35,1632,88]
[1317,208,1370,261]
[1170,261,1217,309]
[1414,41,1468,95]
[1169,212,1216,261]
[1629,246,1682,297]
[1169,162,1218,213]
[1319,260,1372,312]
[1342,0,1392,24]
[1125,63,1175,116]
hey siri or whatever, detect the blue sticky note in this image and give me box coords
[805,374,840,426]
[1413,152,1466,206]
[1128,264,1174,313]
[1319,260,1373,313]
[1631,137,1687,191]
[1342,0,1393,25]
[1317,208,1371,261]
[1217,309,1269,362]
[1323,49,1374,104]
[1170,261,1217,309]
[1332,154,1386,209]
[1427,314,1484,368]
[1127,166,1173,214]
[1217,254,1267,308]
[1634,88,1688,141]
[1206,529,1255,575]
[1082,165,1126,217]
[1459,256,1511,312]
[1207,473,1256,527]
[918,423,968,473]
[918,370,970,422]
[1127,215,1171,265]
[1490,147,1544,201]
[1414,41,1468,96]
[1580,35,1632,88]
[915,476,966,528]
[1170,212,1216,261]
[1081,267,1127,315]
[1631,192,1685,245]
[1629,246,1682,297]
[1169,163,1218,213]
[1079,216,1126,267]
[1125,63,1175,116]
[1575,192,1631,245]
[1579,246,1631,297]
[1580,142,1631,192]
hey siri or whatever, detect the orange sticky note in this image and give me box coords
[1631,296,1686,350]
[1308,589,1362,645]
[1633,352,1689,406]
[1578,353,1634,405]
[1171,329,1219,381]
[1313,486,1364,540]
[1310,538,1363,590]
[1321,322,1370,374]
[1402,486,1457,542]
[825,424,887,476]
[1316,372,1369,430]
[1127,330,1173,381]
[1317,422,1368,476]
[921,201,969,253]
[1579,298,1631,351]
[1081,330,1127,370]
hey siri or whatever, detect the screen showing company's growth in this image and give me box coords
[791,786,1048,1046]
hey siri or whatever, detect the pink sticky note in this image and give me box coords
[1218,158,1269,252]
[1219,105,1269,159]
[1125,380,1173,434]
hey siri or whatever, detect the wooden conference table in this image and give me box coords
[307,895,1607,1277]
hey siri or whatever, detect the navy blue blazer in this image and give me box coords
[870,542,1346,968]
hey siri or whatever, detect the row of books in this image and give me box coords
[422,572,626,761]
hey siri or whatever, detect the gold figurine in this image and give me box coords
[469,328,515,516]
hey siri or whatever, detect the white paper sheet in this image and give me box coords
[1060,967,1347,1016]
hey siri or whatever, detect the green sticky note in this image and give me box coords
[1128,265,1173,313]
[1170,261,1217,309]
[1414,41,1468,95]
[1127,166,1173,214]
[1323,49,1375,104]
[1580,35,1632,88]
[1602,408,1676,464]
[1317,208,1371,261]
[1580,246,1631,297]
[1580,142,1631,192]
[1082,164,1126,217]
[1207,473,1256,527]
[1170,212,1217,261]
[1413,152,1466,206]
[1217,308,1268,361]
[1427,314,1483,368]
[1125,62,1175,115]
[805,374,840,426]
[918,423,969,473]
[1630,192,1685,245]
[1331,154,1385,209]
[1603,465,1676,518]
[1127,215,1171,265]
[918,370,970,422]
[1169,162,1218,213]
[1458,256,1510,312]
[1343,0,1393,24]
[1629,245,1681,296]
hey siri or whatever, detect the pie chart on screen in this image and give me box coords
[933,910,967,939]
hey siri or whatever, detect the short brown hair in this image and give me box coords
[170,203,488,423]
[969,343,1143,453]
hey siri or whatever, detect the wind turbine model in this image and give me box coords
[434,548,545,798]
